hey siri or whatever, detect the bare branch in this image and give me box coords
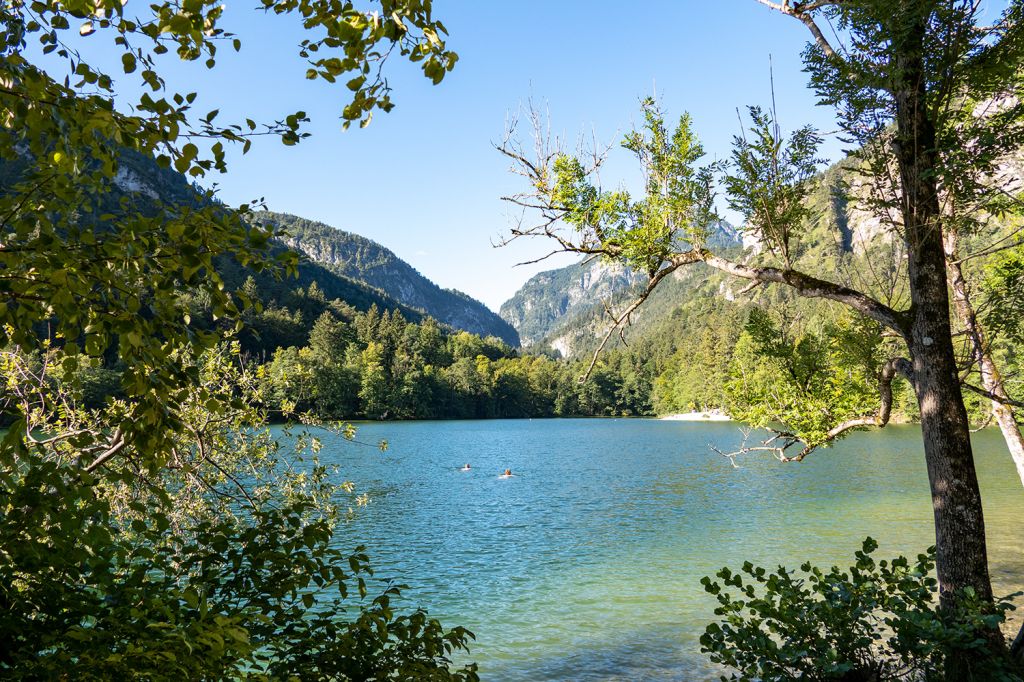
[962,382,1024,409]
[25,428,91,447]
[510,249,566,267]
[753,0,846,59]
[711,428,802,466]
[715,357,913,464]
[579,262,682,381]
[971,410,995,433]
[953,235,1024,265]
[497,98,620,261]
[83,427,126,473]
[737,280,764,296]
[200,443,259,510]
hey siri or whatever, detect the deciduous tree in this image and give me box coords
[499,2,1024,669]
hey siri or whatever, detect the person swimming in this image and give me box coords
[500,468,512,478]
[460,463,471,471]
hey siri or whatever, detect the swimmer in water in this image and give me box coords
[500,468,512,478]
[460,463,471,471]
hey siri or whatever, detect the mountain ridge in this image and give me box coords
[257,211,520,346]
[1,147,521,346]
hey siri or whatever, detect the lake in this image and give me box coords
[312,419,1024,681]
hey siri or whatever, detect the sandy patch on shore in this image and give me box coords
[659,411,731,422]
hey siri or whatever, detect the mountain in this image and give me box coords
[256,212,520,346]
[2,147,520,346]
[107,158,447,329]
[499,259,646,350]
[215,244,425,324]
[500,223,742,356]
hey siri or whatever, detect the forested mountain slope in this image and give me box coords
[257,212,520,346]
[1,148,520,346]
[215,245,424,325]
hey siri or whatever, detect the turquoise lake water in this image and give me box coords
[311,419,1024,681]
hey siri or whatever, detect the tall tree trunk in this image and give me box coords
[756,0,1005,668]
[892,2,996,632]
[944,232,1024,487]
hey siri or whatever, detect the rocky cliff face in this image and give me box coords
[499,259,646,348]
[499,223,741,354]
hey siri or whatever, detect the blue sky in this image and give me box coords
[210,0,840,311]
[63,1,1006,310]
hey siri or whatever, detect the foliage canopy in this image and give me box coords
[0,0,477,678]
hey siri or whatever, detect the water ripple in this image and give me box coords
[305,419,1023,681]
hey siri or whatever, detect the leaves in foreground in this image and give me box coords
[0,347,478,680]
[701,538,1022,681]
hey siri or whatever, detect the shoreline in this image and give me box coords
[659,411,732,422]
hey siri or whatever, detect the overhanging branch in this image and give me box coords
[675,249,911,338]
[962,382,1024,409]
[714,357,913,464]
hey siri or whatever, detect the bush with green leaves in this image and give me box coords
[0,453,478,680]
[721,307,912,461]
[0,345,478,680]
[0,0,475,676]
[700,538,1021,681]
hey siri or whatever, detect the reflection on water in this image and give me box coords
[308,419,1024,681]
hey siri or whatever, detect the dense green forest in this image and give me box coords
[187,259,919,424]
[194,227,1006,425]
[203,278,658,419]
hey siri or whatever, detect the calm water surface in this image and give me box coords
[309,419,1024,681]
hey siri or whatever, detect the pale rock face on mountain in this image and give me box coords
[836,151,1024,255]
[548,335,573,359]
[838,174,903,253]
[832,95,1024,255]
[113,166,160,199]
[499,259,646,348]
[499,223,744,356]
[718,280,736,302]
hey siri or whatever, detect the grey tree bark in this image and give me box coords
[890,12,1007,674]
